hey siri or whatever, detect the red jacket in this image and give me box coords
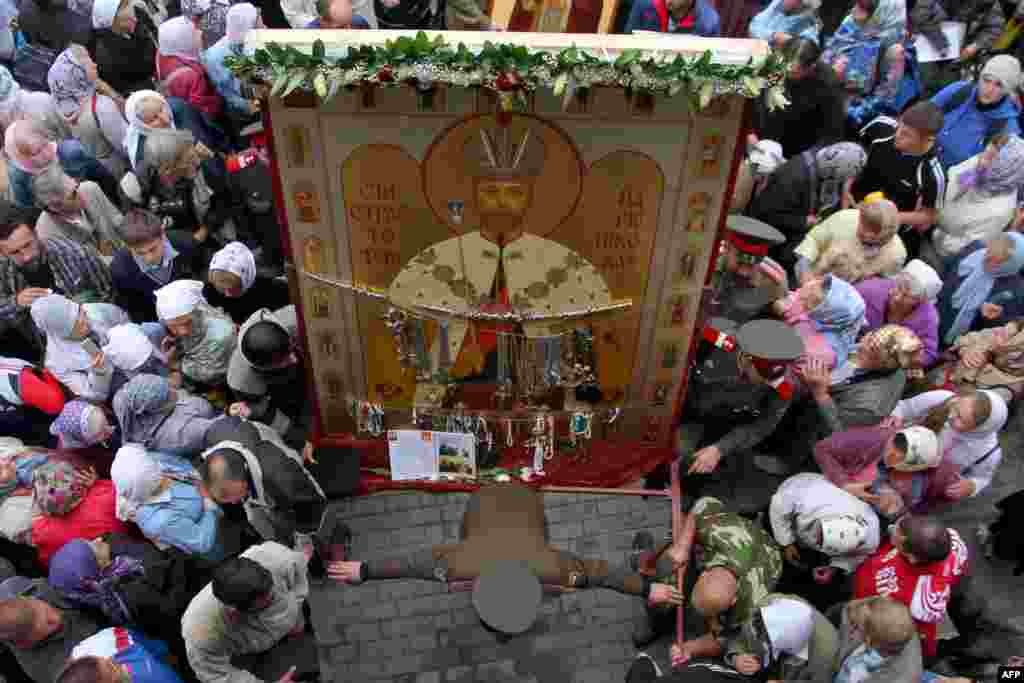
[32,480,132,567]
[157,55,223,119]
[853,528,968,657]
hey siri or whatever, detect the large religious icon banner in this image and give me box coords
[241,30,781,485]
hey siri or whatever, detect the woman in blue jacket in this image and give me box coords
[624,0,720,36]
[932,55,1022,170]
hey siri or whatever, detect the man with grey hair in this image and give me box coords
[111,208,203,322]
[32,165,124,258]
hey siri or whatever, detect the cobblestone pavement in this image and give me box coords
[308,490,672,683]
[308,408,1024,683]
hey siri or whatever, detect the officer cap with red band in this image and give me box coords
[725,216,786,258]
[735,319,804,380]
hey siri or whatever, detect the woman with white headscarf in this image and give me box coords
[855,259,942,368]
[111,444,225,560]
[204,241,290,324]
[157,15,223,121]
[203,4,262,120]
[122,89,176,171]
[889,387,1010,499]
[92,0,158,97]
[30,293,130,401]
[46,45,130,181]
[724,595,837,682]
[112,374,220,455]
[155,279,236,389]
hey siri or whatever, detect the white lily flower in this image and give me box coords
[699,81,715,110]
[313,72,328,99]
[766,84,790,111]
[742,76,766,97]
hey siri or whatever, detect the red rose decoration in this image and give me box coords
[495,71,521,91]
[377,67,394,83]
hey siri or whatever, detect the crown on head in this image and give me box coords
[466,120,546,177]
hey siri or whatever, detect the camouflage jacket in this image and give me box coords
[693,497,783,635]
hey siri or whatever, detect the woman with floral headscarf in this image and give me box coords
[112,374,219,456]
[204,241,290,324]
[47,45,130,181]
[925,134,1024,268]
[50,400,118,451]
[30,459,130,567]
[822,0,908,121]
[30,294,130,402]
[202,3,262,121]
[92,0,158,97]
[157,15,223,121]
[748,142,868,278]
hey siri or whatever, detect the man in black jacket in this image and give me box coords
[750,39,847,158]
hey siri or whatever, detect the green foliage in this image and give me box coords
[228,31,787,104]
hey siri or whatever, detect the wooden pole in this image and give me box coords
[670,459,695,651]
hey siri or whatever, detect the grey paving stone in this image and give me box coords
[475,659,517,681]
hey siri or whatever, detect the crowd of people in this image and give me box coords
[0,0,1021,682]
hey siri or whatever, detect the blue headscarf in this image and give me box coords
[809,274,866,370]
[946,233,1024,344]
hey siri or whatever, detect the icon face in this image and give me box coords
[652,383,670,406]
[310,287,331,318]
[447,200,465,225]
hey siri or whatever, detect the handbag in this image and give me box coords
[12,41,57,92]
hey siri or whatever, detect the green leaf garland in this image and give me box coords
[227,32,790,109]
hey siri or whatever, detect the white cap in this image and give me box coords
[820,514,869,555]
[893,425,941,472]
[0,437,25,459]
[748,140,785,177]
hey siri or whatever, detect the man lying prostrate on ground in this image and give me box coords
[329,483,683,611]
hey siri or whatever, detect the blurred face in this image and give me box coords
[213,478,250,505]
[856,217,886,249]
[0,225,42,268]
[95,657,128,683]
[893,121,929,154]
[883,437,904,468]
[983,247,1008,273]
[49,177,83,215]
[948,397,979,432]
[666,0,694,14]
[129,235,166,266]
[888,277,919,310]
[887,518,916,563]
[165,313,194,339]
[140,98,173,129]
[978,75,1004,106]
[160,145,201,186]
[0,458,15,484]
[113,0,138,34]
[322,0,354,27]
[797,277,826,312]
[16,599,63,647]
[77,51,99,84]
[851,1,872,24]
[210,270,244,298]
[71,308,91,340]
[979,140,1001,170]
[89,537,112,570]
[782,0,803,12]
